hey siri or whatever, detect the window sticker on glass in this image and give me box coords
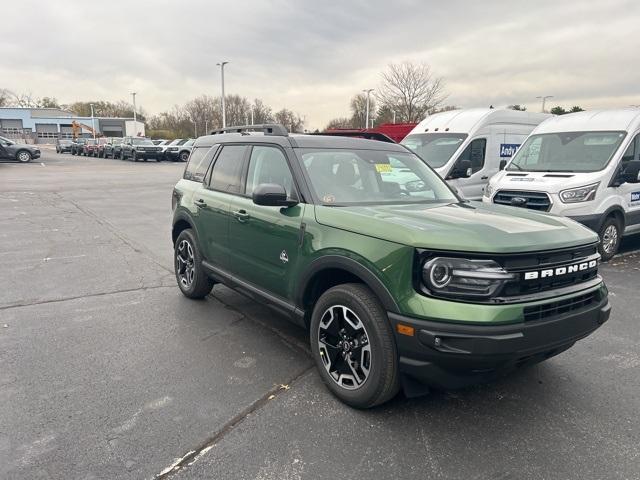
[375,163,392,173]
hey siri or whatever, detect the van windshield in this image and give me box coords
[401,133,467,168]
[507,131,626,173]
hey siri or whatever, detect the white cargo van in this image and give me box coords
[402,109,551,199]
[484,109,640,260]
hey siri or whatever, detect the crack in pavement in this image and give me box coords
[153,367,314,479]
[0,285,174,311]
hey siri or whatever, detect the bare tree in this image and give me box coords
[184,95,219,134]
[376,62,447,123]
[350,93,376,128]
[250,98,273,124]
[325,117,354,130]
[274,108,305,133]
[0,89,11,107]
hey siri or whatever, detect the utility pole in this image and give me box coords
[131,92,137,136]
[250,106,254,125]
[216,61,229,127]
[205,118,208,134]
[392,109,396,124]
[363,89,374,129]
[536,95,553,113]
[90,103,96,139]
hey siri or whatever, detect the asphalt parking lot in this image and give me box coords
[2,150,640,480]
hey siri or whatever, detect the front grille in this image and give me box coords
[499,244,599,296]
[493,190,551,211]
[523,291,600,321]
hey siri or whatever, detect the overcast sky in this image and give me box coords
[2,0,639,129]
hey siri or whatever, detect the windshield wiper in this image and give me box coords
[508,163,523,171]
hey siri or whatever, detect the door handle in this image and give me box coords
[481,176,489,180]
[233,209,250,222]
[194,199,207,208]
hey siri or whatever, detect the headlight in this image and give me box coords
[484,184,494,197]
[559,182,599,203]
[421,257,516,299]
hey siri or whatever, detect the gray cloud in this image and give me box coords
[2,0,639,129]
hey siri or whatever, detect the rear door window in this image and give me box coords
[208,145,247,193]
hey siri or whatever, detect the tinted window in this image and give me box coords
[457,138,486,173]
[246,146,295,197]
[621,134,640,164]
[184,146,215,182]
[209,145,246,193]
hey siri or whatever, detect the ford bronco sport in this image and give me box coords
[171,124,610,408]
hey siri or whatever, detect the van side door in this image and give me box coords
[615,133,640,233]
[447,137,487,200]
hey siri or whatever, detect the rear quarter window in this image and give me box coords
[184,146,217,182]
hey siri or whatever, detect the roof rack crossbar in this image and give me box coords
[209,123,288,136]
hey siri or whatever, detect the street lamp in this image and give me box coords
[250,105,254,125]
[392,109,396,124]
[131,92,138,136]
[363,89,374,129]
[216,61,229,127]
[536,95,553,113]
[90,103,96,139]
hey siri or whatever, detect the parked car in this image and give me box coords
[121,137,163,161]
[484,108,640,260]
[104,137,123,159]
[55,139,74,154]
[70,138,88,156]
[0,135,41,163]
[82,139,98,157]
[165,138,194,162]
[171,123,610,408]
[402,109,551,200]
[95,138,110,157]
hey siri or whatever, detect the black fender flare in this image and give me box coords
[296,255,400,314]
[599,205,626,231]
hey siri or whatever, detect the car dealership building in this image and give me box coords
[0,107,145,143]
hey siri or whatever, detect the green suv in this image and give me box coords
[171,124,610,408]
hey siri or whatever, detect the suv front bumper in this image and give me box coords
[389,286,610,390]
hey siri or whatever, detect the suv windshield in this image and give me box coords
[401,133,467,168]
[132,138,154,145]
[298,148,457,205]
[508,131,626,172]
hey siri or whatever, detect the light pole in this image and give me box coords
[191,119,197,138]
[131,92,137,135]
[250,106,254,125]
[536,95,553,113]
[205,118,208,134]
[392,109,396,124]
[90,103,96,139]
[216,61,229,127]
[363,89,374,129]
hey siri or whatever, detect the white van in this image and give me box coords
[483,109,640,260]
[402,108,551,199]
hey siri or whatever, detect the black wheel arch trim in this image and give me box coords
[296,255,400,315]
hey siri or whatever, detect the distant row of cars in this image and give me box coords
[56,137,195,162]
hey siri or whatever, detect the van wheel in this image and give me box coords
[598,216,622,261]
[310,283,400,409]
[174,229,214,299]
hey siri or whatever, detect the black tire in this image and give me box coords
[310,283,400,409]
[174,229,214,299]
[598,215,622,261]
[132,151,137,162]
[16,150,32,163]
[180,151,189,162]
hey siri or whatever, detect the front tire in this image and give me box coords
[180,151,189,162]
[16,150,32,163]
[310,283,400,409]
[598,216,622,261]
[174,229,214,299]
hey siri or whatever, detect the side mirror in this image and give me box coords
[450,159,472,179]
[499,159,507,170]
[252,183,298,207]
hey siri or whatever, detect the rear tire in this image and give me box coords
[310,283,400,409]
[598,215,622,261]
[174,229,214,299]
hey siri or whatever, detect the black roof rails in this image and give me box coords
[209,123,288,136]
[312,130,396,143]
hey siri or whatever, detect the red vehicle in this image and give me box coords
[323,122,417,143]
[95,138,109,158]
[81,139,98,156]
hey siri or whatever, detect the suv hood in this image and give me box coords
[314,201,597,253]
[490,170,604,194]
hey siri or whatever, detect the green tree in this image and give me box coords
[508,104,527,111]
[570,106,585,113]
[550,106,567,115]
[350,93,376,128]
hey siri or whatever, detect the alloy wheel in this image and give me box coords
[317,305,371,390]
[602,224,618,254]
[176,239,195,289]
[17,151,31,162]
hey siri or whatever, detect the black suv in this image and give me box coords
[121,137,163,162]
